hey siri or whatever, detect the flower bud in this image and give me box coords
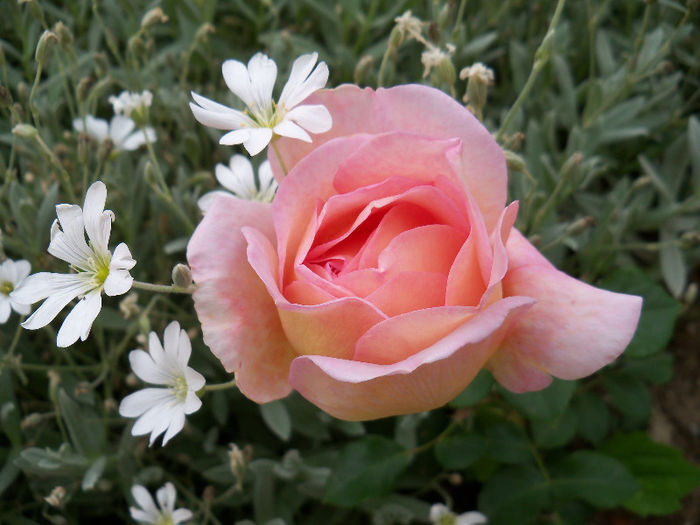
[566,216,595,236]
[44,486,66,508]
[35,30,58,67]
[504,150,527,173]
[88,77,113,104]
[0,85,12,109]
[93,52,109,77]
[561,152,583,180]
[127,35,145,59]
[12,124,38,139]
[140,7,169,29]
[53,22,73,52]
[436,54,456,87]
[76,76,93,104]
[19,0,45,24]
[388,26,403,51]
[171,263,193,289]
[194,23,215,43]
[20,412,43,430]
[17,82,28,103]
[353,55,374,85]
[683,282,697,305]
[119,292,140,319]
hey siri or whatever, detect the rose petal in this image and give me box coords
[290,296,534,420]
[187,194,295,402]
[489,230,643,391]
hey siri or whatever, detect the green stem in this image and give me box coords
[271,139,288,176]
[496,0,568,142]
[377,44,393,88]
[33,133,77,202]
[28,63,43,127]
[452,0,469,41]
[203,377,237,392]
[131,280,194,294]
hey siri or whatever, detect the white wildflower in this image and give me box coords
[198,155,277,212]
[73,115,156,152]
[0,258,31,323]
[129,482,192,525]
[189,52,332,156]
[394,10,424,43]
[421,43,455,78]
[109,90,153,118]
[119,321,205,446]
[429,504,488,525]
[459,62,495,85]
[10,181,136,347]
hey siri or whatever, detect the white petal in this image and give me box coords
[109,115,136,145]
[189,100,248,131]
[119,388,172,417]
[279,55,328,109]
[74,115,109,142]
[56,291,101,347]
[222,58,256,108]
[0,299,10,323]
[221,155,256,197]
[219,128,251,146]
[131,485,160,519]
[456,512,489,525]
[429,504,450,522]
[242,128,273,156]
[129,508,158,524]
[148,331,167,368]
[258,160,275,189]
[185,368,205,392]
[128,350,172,385]
[50,204,91,265]
[161,409,185,445]
[163,321,183,360]
[246,52,277,112]
[11,272,83,305]
[273,120,312,143]
[9,298,31,315]
[285,104,332,134]
[183,389,203,415]
[111,242,137,270]
[156,482,176,514]
[103,269,133,296]
[279,52,318,107]
[12,260,31,282]
[20,277,91,330]
[197,191,230,213]
[171,508,193,524]
[82,181,111,253]
[119,128,156,151]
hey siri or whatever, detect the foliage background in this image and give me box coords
[0,0,699,524]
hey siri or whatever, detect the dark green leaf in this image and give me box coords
[324,436,412,506]
[500,379,576,420]
[0,451,20,498]
[435,432,485,469]
[602,433,700,516]
[484,421,532,464]
[572,390,610,444]
[260,400,292,441]
[531,410,577,449]
[81,455,107,491]
[551,451,638,507]
[478,464,550,525]
[621,352,674,384]
[601,267,680,357]
[58,389,105,456]
[450,369,493,407]
[602,372,651,428]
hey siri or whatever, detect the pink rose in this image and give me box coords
[187,84,642,421]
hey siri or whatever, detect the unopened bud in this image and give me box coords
[388,26,403,51]
[534,30,554,68]
[125,373,139,388]
[19,0,45,24]
[93,52,109,77]
[505,151,527,173]
[44,486,66,508]
[436,55,456,86]
[202,485,215,504]
[683,282,697,305]
[680,231,700,247]
[20,412,43,429]
[76,76,93,103]
[353,55,374,85]
[35,30,58,66]
[88,77,113,105]
[128,35,145,58]
[12,124,38,139]
[194,23,215,43]
[0,85,12,108]
[437,3,452,31]
[561,152,583,180]
[17,82,28,102]
[119,292,140,319]
[144,161,158,188]
[566,216,595,236]
[631,175,652,191]
[53,22,73,51]
[171,263,193,289]
[104,398,118,413]
[228,443,248,488]
[448,472,463,485]
[141,7,169,29]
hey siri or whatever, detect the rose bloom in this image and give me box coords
[188,84,642,421]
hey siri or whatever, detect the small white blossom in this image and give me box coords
[129,482,192,525]
[429,504,488,525]
[109,90,153,118]
[0,258,31,323]
[73,115,156,151]
[10,181,136,347]
[189,52,332,156]
[459,62,495,85]
[421,43,456,79]
[119,321,205,446]
[198,155,277,212]
[394,10,424,43]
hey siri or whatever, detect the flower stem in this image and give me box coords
[33,133,78,203]
[495,0,568,143]
[203,377,237,392]
[271,139,288,176]
[131,280,194,294]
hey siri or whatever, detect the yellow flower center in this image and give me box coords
[155,515,174,525]
[170,375,188,402]
[0,281,13,295]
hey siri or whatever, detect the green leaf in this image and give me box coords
[551,451,638,507]
[450,369,494,407]
[478,465,550,525]
[434,432,485,469]
[0,451,20,498]
[572,391,610,445]
[531,410,577,449]
[58,389,106,456]
[324,436,412,506]
[0,355,22,449]
[660,226,687,298]
[602,433,700,516]
[602,372,651,428]
[484,421,532,464]
[621,352,673,384]
[81,455,107,491]
[499,379,576,420]
[260,400,292,441]
[689,116,700,185]
[601,267,680,357]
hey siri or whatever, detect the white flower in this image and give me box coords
[119,321,205,446]
[421,43,456,78]
[394,10,424,43]
[429,504,488,525]
[0,258,31,323]
[459,62,495,85]
[10,181,136,347]
[129,482,192,525]
[198,155,277,212]
[109,90,153,118]
[189,52,332,156]
[73,115,156,152]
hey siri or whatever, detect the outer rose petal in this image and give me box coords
[269,84,507,230]
[489,230,643,392]
[187,195,295,402]
[290,296,534,420]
